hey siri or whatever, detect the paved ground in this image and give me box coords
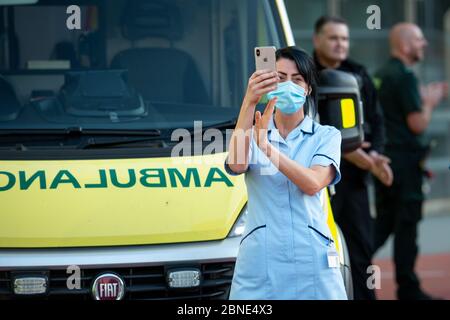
[373,213,450,300]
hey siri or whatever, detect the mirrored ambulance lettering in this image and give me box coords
[0,167,233,191]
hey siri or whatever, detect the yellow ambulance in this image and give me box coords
[0,0,352,300]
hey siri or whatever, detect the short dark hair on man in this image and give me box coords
[314,15,348,34]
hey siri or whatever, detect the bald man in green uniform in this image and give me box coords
[373,23,448,300]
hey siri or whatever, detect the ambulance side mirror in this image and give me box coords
[317,69,364,153]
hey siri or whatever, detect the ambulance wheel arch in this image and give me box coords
[336,225,354,300]
[323,189,354,300]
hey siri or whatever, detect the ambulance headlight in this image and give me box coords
[228,204,248,238]
[13,276,48,295]
[167,269,201,288]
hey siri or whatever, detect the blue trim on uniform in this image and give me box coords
[224,157,246,176]
[300,118,315,135]
[308,225,334,244]
[312,153,338,166]
[268,115,315,140]
[240,225,267,245]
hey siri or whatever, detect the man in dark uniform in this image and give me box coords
[313,16,393,300]
[373,22,448,300]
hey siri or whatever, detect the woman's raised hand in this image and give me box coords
[254,97,277,151]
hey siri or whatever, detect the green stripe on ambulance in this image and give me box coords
[0,167,233,191]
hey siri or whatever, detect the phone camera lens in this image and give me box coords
[256,49,260,56]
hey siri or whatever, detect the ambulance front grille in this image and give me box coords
[0,262,234,300]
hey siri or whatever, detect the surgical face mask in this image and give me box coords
[267,80,307,114]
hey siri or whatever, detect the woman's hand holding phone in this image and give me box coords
[244,70,279,106]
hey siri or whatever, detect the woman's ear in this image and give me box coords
[307,86,312,96]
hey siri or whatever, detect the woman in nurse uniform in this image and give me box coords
[226,47,347,300]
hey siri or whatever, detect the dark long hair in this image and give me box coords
[275,46,318,117]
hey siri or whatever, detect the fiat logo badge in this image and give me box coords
[91,273,125,300]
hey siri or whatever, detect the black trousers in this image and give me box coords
[331,176,376,300]
[373,153,423,299]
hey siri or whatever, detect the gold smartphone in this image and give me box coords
[254,46,276,72]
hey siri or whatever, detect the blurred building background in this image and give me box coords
[286,0,450,216]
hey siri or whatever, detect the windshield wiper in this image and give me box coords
[84,119,238,149]
[0,128,162,136]
[193,118,237,132]
[76,129,164,149]
[77,135,167,149]
[0,128,163,150]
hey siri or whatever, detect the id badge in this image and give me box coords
[327,248,340,268]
